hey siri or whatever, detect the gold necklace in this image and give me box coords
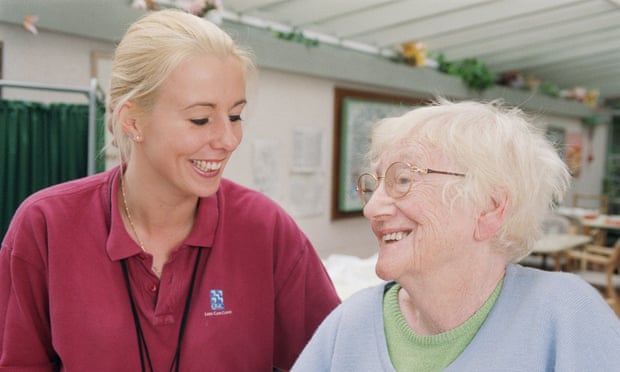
[120,175,162,277]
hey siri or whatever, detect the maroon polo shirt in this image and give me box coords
[0,168,340,371]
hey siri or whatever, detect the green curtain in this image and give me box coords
[0,100,105,240]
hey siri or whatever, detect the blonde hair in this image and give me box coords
[106,9,255,160]
[368,99,571,261]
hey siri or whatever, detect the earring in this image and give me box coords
[129,133,142,142]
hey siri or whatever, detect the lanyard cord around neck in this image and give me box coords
[121,248,203,372]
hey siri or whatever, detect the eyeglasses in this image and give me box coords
[356,161,465,206]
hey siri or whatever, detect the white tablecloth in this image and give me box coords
[322,253,384,300]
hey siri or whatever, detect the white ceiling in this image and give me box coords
[2,0,619,101]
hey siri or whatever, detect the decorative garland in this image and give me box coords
[21,1,602,107]
[436,54,495,91]
[273,29,319,47]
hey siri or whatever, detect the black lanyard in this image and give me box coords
[121,248,203,372]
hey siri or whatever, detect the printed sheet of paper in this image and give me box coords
[289,172,324,218]
[291,127,323,173]
[252,139,281,201]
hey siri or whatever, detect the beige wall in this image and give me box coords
[1,21,607,259]
[1,23,113,103]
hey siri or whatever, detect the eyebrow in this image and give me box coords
[183,99,247,111]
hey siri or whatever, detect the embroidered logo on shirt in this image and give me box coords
[204,289,233,317]
[210,289,225,310]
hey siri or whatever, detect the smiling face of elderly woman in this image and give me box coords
[360,99,571,282]
[362,142,478,283]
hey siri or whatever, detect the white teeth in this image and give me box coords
[382,231,409,242]
[192,160,222,172]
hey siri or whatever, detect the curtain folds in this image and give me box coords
[1,100,105,239]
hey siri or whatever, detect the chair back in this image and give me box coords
[607,239,620,277]
[569,238,620,316]
[603,240,620,312]
[572,193,610,245]
[572,193,609,214]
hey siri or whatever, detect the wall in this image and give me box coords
[0,23,113,103]
[226,68,378,258]
[225,67,607,258]
[0,21,608,259]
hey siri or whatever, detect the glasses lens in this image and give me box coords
[386,162,413,198]
[357,174,377,205]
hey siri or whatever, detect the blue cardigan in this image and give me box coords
[292,264,620,371]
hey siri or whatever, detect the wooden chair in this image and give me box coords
[572,193,609,245]
[572,193,609,214]
[565,238,620,316]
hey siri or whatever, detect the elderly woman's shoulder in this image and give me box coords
[318,283,388,328]
[506,264,620,338]
[324,283,387,313]
[508,263,604,301]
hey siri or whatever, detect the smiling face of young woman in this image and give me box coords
[128,54,247,199]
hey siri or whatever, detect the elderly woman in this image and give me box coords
[293,99,620,371]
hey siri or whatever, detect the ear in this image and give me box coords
[474,192,509,241]
[118,101,142,140]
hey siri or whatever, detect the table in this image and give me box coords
[554,207,620,244]
[530,233,592,270]
[533,233,592,254]
[554,208,620,230]
[555,206,601,220]
[580,215,620,231]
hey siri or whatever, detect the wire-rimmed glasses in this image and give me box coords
[356,161,465,206]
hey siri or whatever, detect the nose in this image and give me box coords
[362,181,395,220]
[211,116,242,151]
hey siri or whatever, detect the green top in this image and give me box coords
[383,279,503,372]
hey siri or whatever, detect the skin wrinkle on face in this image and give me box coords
[365,145,476,284]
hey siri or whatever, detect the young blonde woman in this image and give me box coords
[0,9,339,371]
